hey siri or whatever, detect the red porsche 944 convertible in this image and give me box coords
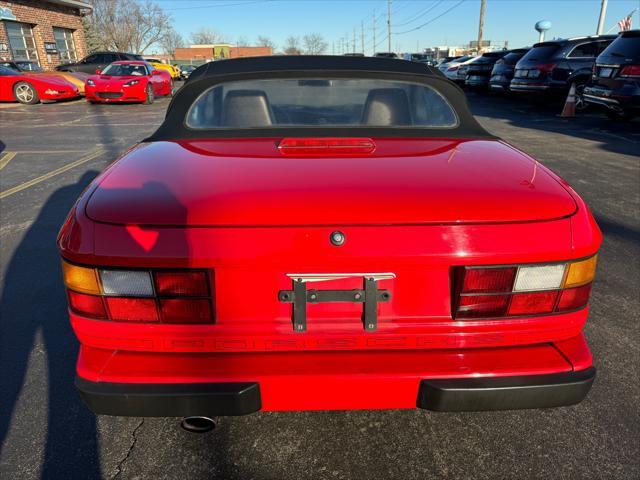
[84,61,172,104]
[59,57,601,422]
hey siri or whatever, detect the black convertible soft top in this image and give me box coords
[186,55,445,80]
[147,56,494,141]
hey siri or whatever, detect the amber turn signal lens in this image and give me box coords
[564,255,598,288]
[62,260,101,295]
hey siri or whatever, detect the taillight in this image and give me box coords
[154,271,209,296]
[619,65,640,77]
[67,291,107,319]
[454,255,597,320]
[537,62,557,74]
[61,260,214,324]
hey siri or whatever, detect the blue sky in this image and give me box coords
[152,0,640,54]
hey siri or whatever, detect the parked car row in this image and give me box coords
[0,55,175,105]
[437,31,639,121]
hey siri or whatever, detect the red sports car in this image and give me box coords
[59,57,601,428]
[0,65,80,104]
[84,61,172,104]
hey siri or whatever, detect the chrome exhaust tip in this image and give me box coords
[180,416,216,433]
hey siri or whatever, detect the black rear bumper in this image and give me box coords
[75,376,261,417]
[417,367,596,412]
[76,367,595,417]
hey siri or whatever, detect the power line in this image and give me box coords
[395,0,467,35]
[394,1,445,28]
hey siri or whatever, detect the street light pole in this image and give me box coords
[372,12,376,55]
[477,0,486,54]
[596,0,608,35]
[387,0,392,53]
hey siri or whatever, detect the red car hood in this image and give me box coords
[86,138,577,227]
[89,75,145,86]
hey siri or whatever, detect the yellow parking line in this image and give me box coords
[0,151,16,171]
[13,149,87,154]
[0,148,105,200]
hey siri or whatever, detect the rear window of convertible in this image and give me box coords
[186,78,458,129]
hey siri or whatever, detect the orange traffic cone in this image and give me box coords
[560,83,577,118]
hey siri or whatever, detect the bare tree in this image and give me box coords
[256,35,276,51]
[236,36,249,47]
[160,27,184,57]
[190,27,225,45]
[303,33,328,55]
[85,0,172,54]
[129,0,172,53]
[283,36,302,55]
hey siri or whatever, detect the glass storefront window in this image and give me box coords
[53,27,77,62]
[5,21,39,63]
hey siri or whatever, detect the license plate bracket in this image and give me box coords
[278,273,394,333]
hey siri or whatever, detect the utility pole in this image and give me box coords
[387,0,392,53]
[353,28,356,53]
[372,12,376,55]
[361,20,365,54]
[596,0,608,35]
[332,41,335,55]
[477,0,486,54]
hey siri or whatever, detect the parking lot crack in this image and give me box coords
[112,419,144,480]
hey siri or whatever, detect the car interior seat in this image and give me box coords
[221,89,274,127]
[361,88,412,125]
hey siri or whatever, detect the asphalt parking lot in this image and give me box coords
[1,91,638,479]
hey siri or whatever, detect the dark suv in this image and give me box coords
[56,51,144,74]
[489,48,530,92]
[584,30,639,121]
[464,50,511,91]
[510,35,616,107]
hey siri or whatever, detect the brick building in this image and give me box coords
[0,0,91,70]
[174,44,273,63]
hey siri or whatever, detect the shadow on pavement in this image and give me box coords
[0,171,101,478]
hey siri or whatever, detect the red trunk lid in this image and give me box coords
[86,138,576,226]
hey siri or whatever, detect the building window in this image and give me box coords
[53,27,77,62]
[5,21,39,63]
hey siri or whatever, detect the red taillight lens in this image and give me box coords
[63,261,214,324]
[457,295,509,319]
[557,284,592,311]
[105,297,159,322]
[454,257,597,320]
[278,138,376,156]
[461,267,516,293]
[68,291,106,319]
[160,299,213,323]
[154,271,209,297]
[620,65,640,77]
[537,62,557,74]
[507,291,558,316]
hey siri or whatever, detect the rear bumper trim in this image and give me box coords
[75,376,262,417]
[417,367,596,411]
